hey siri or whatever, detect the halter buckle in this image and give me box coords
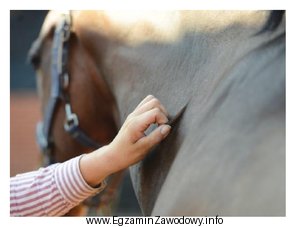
[64,103,79,132]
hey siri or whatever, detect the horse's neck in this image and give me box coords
[71,10,285,125]
[71,11,285,215]
[78,11,270,45]
[95,11,284,123]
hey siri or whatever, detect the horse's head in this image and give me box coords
[28,11,119,163]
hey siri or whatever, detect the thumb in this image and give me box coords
[138,124,171,149]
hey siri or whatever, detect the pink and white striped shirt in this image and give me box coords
[10,155,106,216]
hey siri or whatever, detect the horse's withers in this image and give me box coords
[84,11,285,216]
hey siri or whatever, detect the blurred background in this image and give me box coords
[10,10,47,177]
[10,10,141,215]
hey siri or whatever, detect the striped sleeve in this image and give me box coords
[10,155,106,216]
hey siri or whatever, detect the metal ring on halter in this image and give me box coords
[64,103,79,131]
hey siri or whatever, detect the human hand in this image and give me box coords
[80,95,171,187]
[107,95,171,173]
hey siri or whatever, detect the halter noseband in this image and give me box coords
[36,13,102,164]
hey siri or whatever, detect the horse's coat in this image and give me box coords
[30,11,285,216]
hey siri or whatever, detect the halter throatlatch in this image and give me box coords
[36,13,101,165]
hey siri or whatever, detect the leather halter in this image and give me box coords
[36,13,102,164]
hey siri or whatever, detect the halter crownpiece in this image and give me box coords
[36,13,102,165]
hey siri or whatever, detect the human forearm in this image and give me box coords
[79,145,116,187]
[10,156,105,216]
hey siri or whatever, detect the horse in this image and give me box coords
[29,10,285,216]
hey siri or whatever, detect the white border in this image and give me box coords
[4,0,291,10]
[0,7,9,219]
[2,0,295,227]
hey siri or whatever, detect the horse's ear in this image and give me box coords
[27,11,61,69]
[27,38,42,69]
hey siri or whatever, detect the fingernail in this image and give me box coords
[160,125,171,136]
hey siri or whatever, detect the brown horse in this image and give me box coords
[29,11,123,215]
[30,10,285,216]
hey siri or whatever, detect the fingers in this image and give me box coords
[134,107,169,133]
[137,124,171,149]
[133,96,168,117]
[135,95,154,109]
